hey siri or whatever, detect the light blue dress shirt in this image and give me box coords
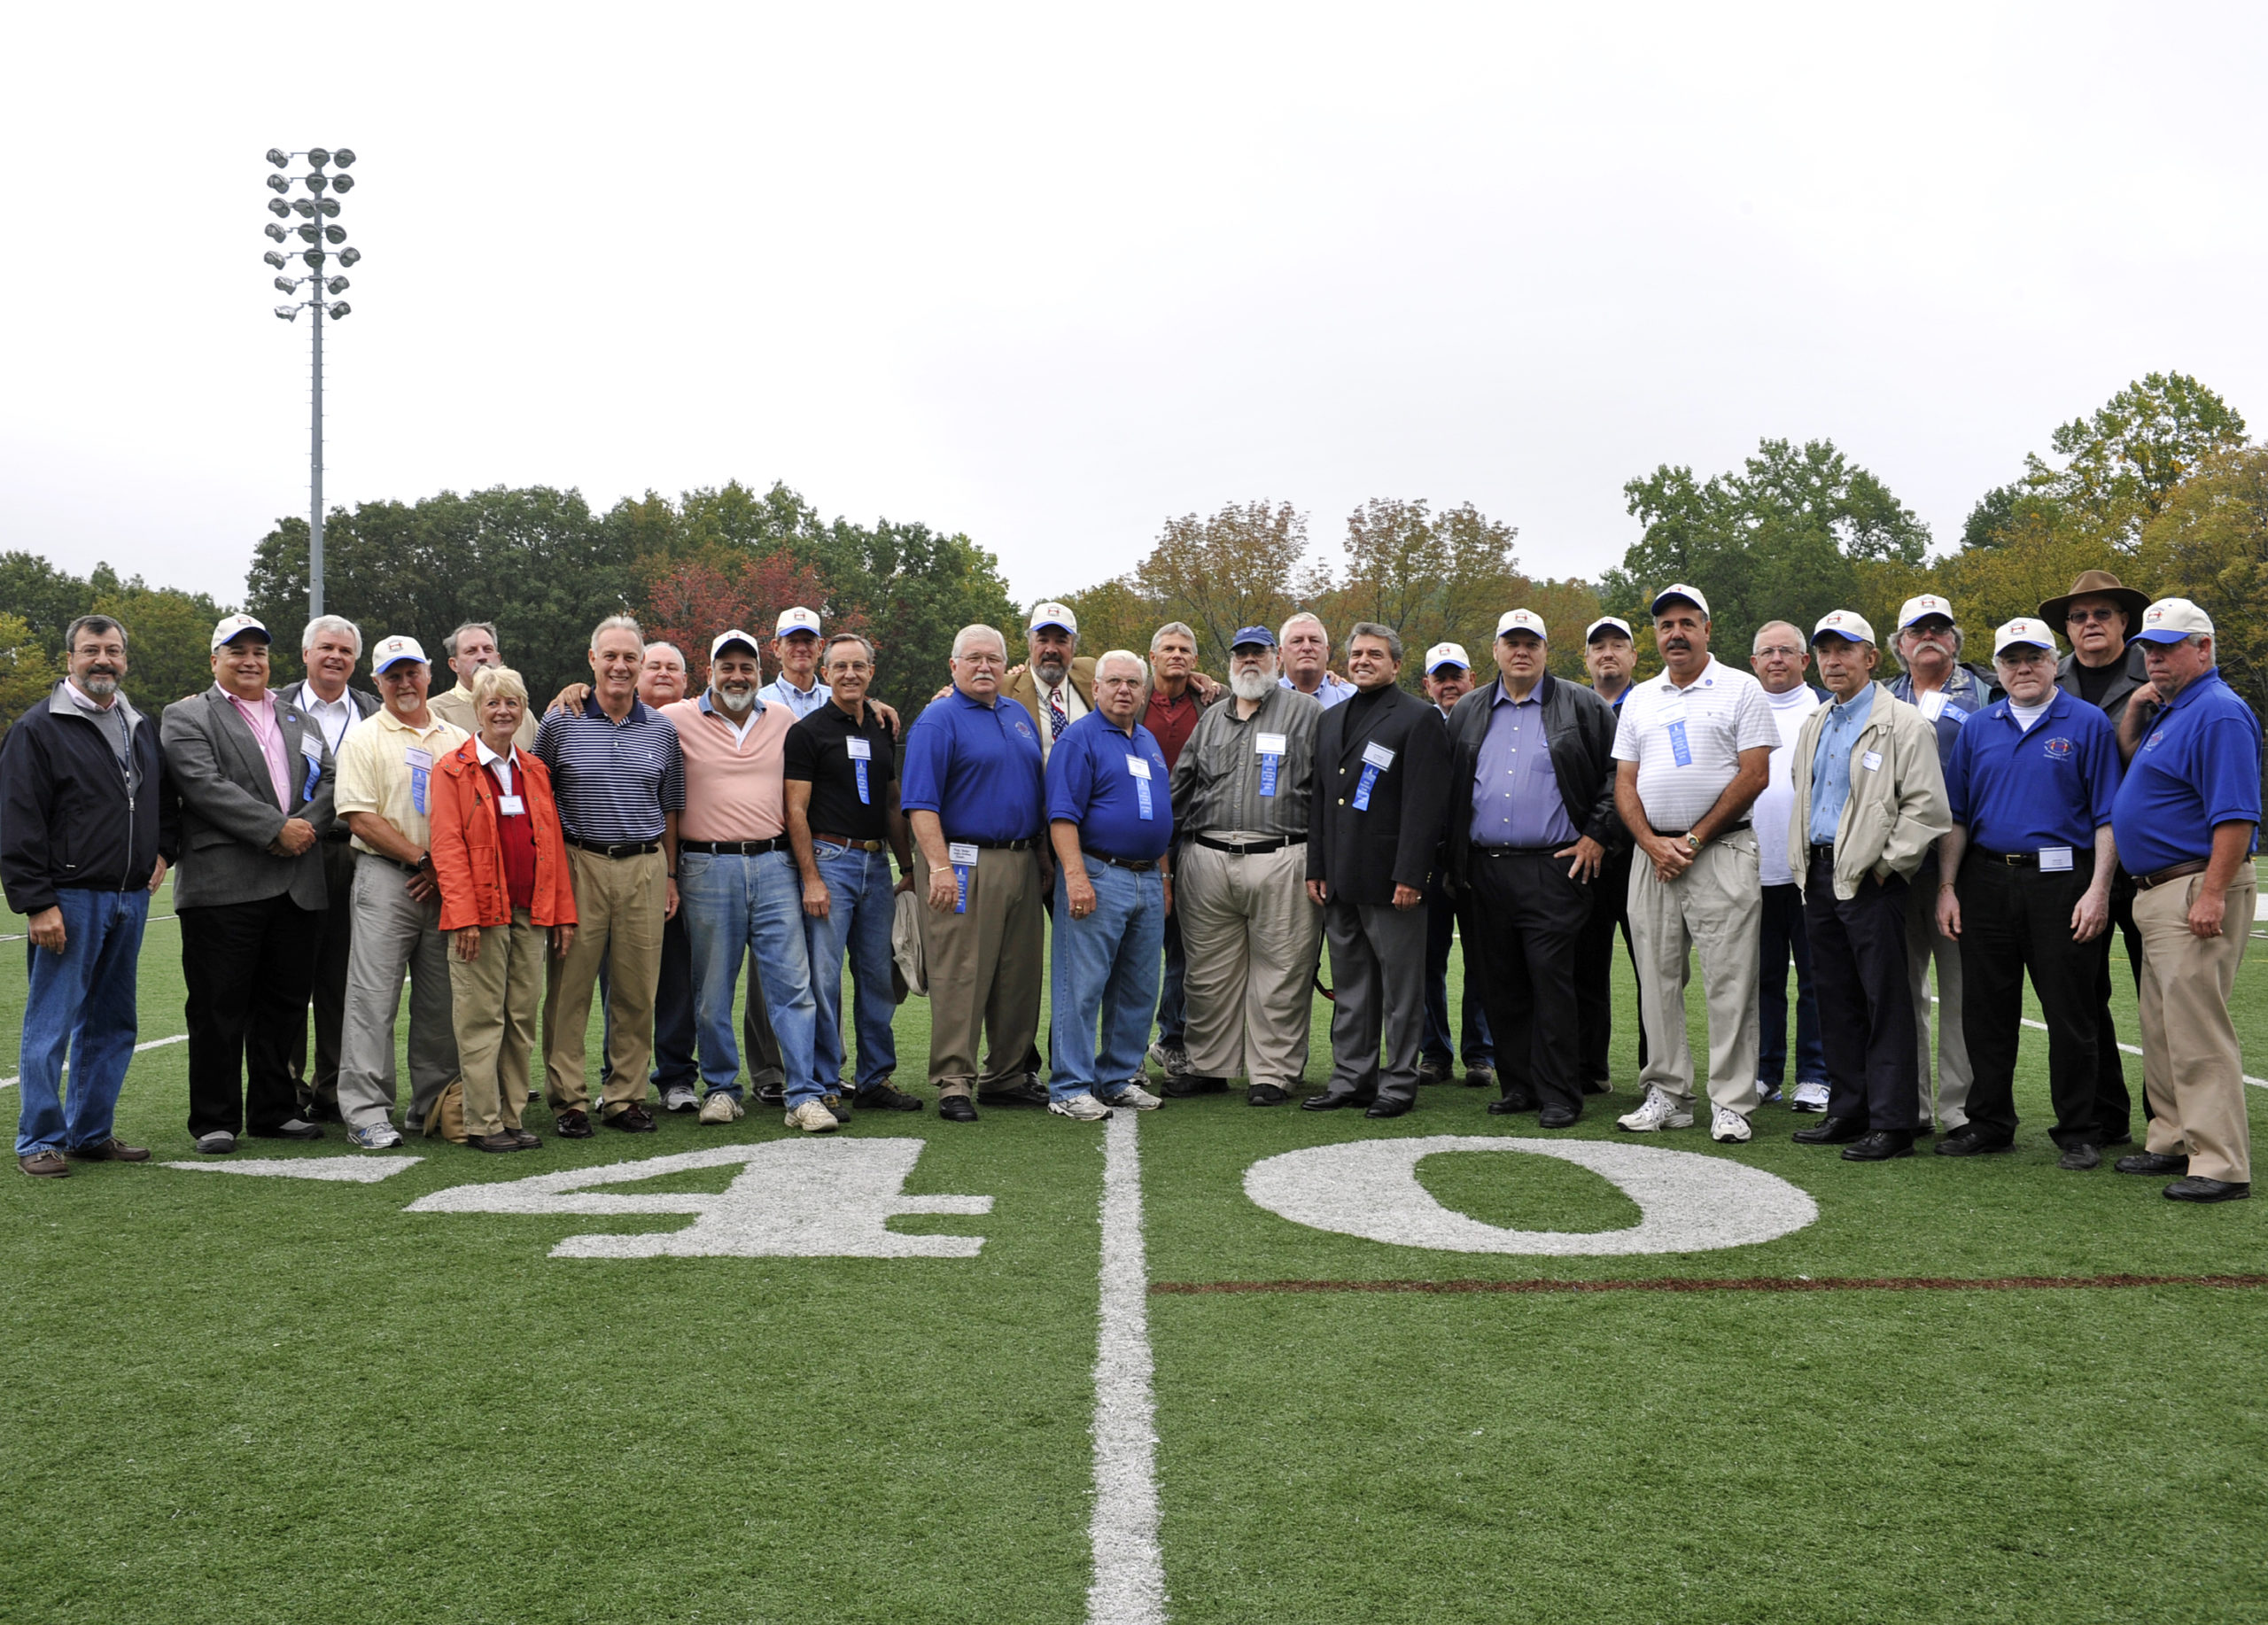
[1807,686,1875,846]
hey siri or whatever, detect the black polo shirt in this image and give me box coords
[784,700,897,842]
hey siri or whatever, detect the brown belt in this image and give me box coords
[814,835,887,851]
[2131,858,2211,891]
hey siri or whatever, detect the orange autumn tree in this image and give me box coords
[641,553,864,688]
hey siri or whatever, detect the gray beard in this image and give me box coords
[716,687,755,713]
[1035,660,1068,687]
[1229,667,1275,702]
[80,673,120,696]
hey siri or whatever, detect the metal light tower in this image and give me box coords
[263,145,360,618]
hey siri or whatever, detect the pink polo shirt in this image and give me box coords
[660,693,797,841]
[228,689,292,811]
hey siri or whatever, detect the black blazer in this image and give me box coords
[1443,673,1621,890]
[1305,685,1451,905]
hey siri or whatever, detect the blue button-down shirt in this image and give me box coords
[2111,668,2262,875]
[900,687,1045,843]
[1279,672,1355,710]
[1946,690,2118,854]
[1470,680,1576,848]
[1047,712,1172,863]
[757,676,831,720]
[1807,686,1875,845]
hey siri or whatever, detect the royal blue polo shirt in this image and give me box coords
[900,687,1045,844]
[2112,668,2262,875]
[1945,690,2118,854]
[1046,711,1172,863]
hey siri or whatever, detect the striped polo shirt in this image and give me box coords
[1610,654,1777,832]
[533,696,685,844]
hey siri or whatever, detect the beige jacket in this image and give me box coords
[1786,681,1950,900]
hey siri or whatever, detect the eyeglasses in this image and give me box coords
[2067,608,2123,625]
[1752,645,1804,658]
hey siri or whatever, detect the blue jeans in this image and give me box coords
[16,888,149,1155]
[1153,905,1186,1050]
[1049,863,1164,1102]
[1759,881,1827,1085]
[679,850,819,1105]
[804,843,900,1092]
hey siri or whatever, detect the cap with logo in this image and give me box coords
[1810,610,1876,646]
[369,634,428,672]
[209,612,270,651]
[1650,583,1710,617]
[1230,625,1277,650]
[1495,609,1548,641]
[1992,618,2057,655]
[1586,615,1634,643]
[2132,597,2215,644]
[1028,602,1078,635]
[711,628,764,662]
[774,606,822,639]
[1425,641,1471,674]
[1897,593,1955,630]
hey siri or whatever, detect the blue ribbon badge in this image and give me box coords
[300,736,322,803]
[1256,731,1287,798]
[848,736,873,805]
[949,842,977,914]
[405,746,434,815]
[1129,752,1153,820]
[1658,698,1692,768]
[1353,740,1395,812]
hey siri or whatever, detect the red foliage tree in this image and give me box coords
[641,552,866,686]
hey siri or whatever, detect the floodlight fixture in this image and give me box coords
[322,224,345,244]
[264,249,289,268]
[291,198,315,218]
[275,305,299,320]
[330,173,354,194]
[316,198,339,218]
[266,173,290,194]
[326,276,349,293]
[307,172,330,195]
[297,223,320,243]
[337,246,361,267]
[302,248,326,269]
[265,222,288,242]
[268,198,291,218]
[262,143,360,619]
[331,148,355,168]
[274,276,297,293]
[329,302,350,318]
[307,147,331,168]
[267,147,291,168]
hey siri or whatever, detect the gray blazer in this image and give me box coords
[161,685,337,911]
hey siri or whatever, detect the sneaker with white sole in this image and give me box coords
[662,1084,699,1114]
[697,1092,744,1125]
[1048,1092,1114,1122]
[1791,1081,1831,1114]
[1101,1083,1163,1111]
[1710,1105,1753,1144]
[1754,1079,1783,1106]
[1615,1085,1694,1132]
[194,1131,237,1155]
[784,1100,840,1133]
[1146,1041,1191,1078]
[346,1123,403,1150]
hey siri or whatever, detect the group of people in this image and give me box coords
[4,567,2256,1204]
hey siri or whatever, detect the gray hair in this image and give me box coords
[1346,620,1404,664]
[590,614,645,651]
[445,620,500,659]
[642,641,687,668]
[1095,649,1148,685]
[1895,622,1965,657]
[951,624,1006,660]
[824,632,876,666]
[1149,621,1197,653]
[65,614,128,655]
[1279,611,1328,647]
[470,665,529,707]
[1751,621,1803,655]
[301,614,362,657]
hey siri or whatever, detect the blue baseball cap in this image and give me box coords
[1230,626,1277,649]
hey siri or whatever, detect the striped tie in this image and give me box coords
[1048,686,1068,739]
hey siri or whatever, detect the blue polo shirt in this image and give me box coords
[1046,711,1172,863]
[1946,691,2118,854]
[2112,668,2262,875]
[900,687,1045,844]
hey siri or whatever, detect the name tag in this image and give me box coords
[1256,731,1286,797]
[405,747,433,772]
[2039,846,2074,872]
[1860,750,1884,773]
[498,794,526,816]
[948,843,980,867]
[1920,690,1948,722]
[405,746,433,815]
[1361,742,1396,771]
[947,843,976,914]
[1255,732,1287,757]
[300,734,323,763]
[1654,697,1688,730]
[846,738,873,761]
[1127,756,1152,780]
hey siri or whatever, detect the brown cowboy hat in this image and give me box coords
[2038,569,2150,629]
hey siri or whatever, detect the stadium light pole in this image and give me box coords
[263,145,361,618]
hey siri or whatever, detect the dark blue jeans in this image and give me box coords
[1758,882,1826,1085]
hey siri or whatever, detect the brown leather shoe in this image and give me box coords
[469,1131,523,1154]
[18,1150,70,1178]
[66,1138,151,1162]
[509,1129,542,1148]
[602,1105,657,1133]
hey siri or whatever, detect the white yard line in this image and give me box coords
[1088,1108,1167,1625]
[0,1031,186,1090]
[0,912,179,945]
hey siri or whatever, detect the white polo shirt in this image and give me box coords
[1611,655,1778,833]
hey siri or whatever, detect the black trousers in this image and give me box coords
[291,836,358,1110]
[1467,851,1593,1116]
[182,893,325,1138]
[1956,856,2103,1147]
[1575,843,1644,1084]
[1422,872,1494,1070]
[2088,874,2146,1137]
[1803,854,1918,1138]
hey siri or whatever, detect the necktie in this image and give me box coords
[1048,686,1068,739]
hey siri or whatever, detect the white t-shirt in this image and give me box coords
[1751,683,1825,885]
[2008,696,2054,734]
[1611,655,1780,833]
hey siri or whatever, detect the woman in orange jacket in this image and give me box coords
[427,665,576,1152]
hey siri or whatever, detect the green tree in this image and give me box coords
[91,578,228,714]
[2138,445,2268,729]
[0,553,95,663]
[1115,501,1322,673]
[1332,500,1524,688]
[0,612,58,735]
[2012,371,2249,545]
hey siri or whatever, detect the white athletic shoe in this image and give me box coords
[1791,1081,1831,1114]
[784,1100,840,1133]
[1146,1041,1191,1078]
[661,1084,699,1114]
[1615,1085,1694,1133]
[346,1123,402,1151]
[697,1092,744,1125]
[1102,1083,1164,1111]
[1048,1092,1115,1122]
[1710,1105,1753,1144]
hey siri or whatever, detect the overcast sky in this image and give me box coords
[5,3,2264,613]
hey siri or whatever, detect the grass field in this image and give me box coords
[4,881,2265,1624]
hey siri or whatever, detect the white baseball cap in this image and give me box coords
[1650,583,1710,618]
[369,634,428,672]
[1810,609,1877,645]
[1992,618,2058,655]
[711,628,763,662]
[774,606,822,639]
[2133,597,2215,643]
[1898,593,1956,629]
[1425,641,1472,673]
[1585,615,1634,643]
[209,612,270,651]
[1028,602,1078,635]
[1495,609,1548,641]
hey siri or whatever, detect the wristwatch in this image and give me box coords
[1684,833,1704,854]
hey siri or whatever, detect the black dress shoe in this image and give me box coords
[1497,1088,1540,1114]
[937,1095,978,1123]
[1536,1105,1580,1129]
[2115,1151,2188,1176]
[1484,1098,1527,1116]
[1841,1131,1914,1162]
[1933,1129,2014,1157]
[2164,1176,2250,1202]
[1363,1097,1414,1119]
[2057,1142,2101,1171]
[855,1082,924,1113]
[976,1079,1050,1108]
[554,1108,594,1139]
[756,1084,787,1108]
[1792,1115,1867,1145]
[510,1129,542,1148]
[1301,1092,1361,1111]
[1163,1075,1228,1097]
[1247,1083,1291,1107]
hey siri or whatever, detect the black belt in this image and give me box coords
[362,851,424,875]
[1195,835,1304,855]
[951,836,1036,851]
[813,834,887,851]
[1660,820,1750,838]
[1807,843,1836,862]
[1084,848,1160,872]
[1972,847,2074,868]
[567,836,661,859]
[679,837,786,855]
[1472,844,1562,858]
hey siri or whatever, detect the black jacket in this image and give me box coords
[0,683,175,915]
[1442,673,1621,890]
[1306,684,1451,904]
[2055,642,2149,727]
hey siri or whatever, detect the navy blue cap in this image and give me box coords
[1230,626,1276,649]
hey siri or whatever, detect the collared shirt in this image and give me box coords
[1141,684,1205,771]
[2111,668,2263,875]
[1807,686,1876,845]
[1754,682,1824,885]
[900,687,1045,844]
[658,692,790,841]
[1946,689,2117,854]
[757,676,832,721]
[1048,711,1172,863]
[226,689,292,811]
[476,734,517,797]
[784,700,898,843]
[1170,685,1323,840]
[1470,680,1576,848]
[1889,664,1991,766]
[1612,656,1777,831]
[1033,673,1088,758]
[296,684,361,759]
[336,706,469,852]
[64,679,135,782]
[534,696,685,845]
[1279,671,1355,710]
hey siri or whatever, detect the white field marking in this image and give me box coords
[405,1139,991,1258]
[1245,1137,1819,1256]
[0,913,179,945]
[0,1032,186,1091]
[1088,1107,1166,1625]
[1925,994,2268,1091]
[163,1155,424,1183]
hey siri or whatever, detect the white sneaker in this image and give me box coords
[1710,1105,1753,1144]
[1102,1083,1163,1111]
[1792,1081,1831,1114]
[784,1100,839,1133]
[1615,1085,1694,1132]
[1048,1092,1114,1122]
[662,1084,699,1114]
[1146,1041,1190,1078]
[346,1123,402,1150]
[697,1092,744,1125]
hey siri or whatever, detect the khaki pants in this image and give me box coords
[2135,863,2255,1184]
[338,854,461,1131]
[1629,830,1761,1115]
[544,846,666,1116]
[449,906,546,1137]
[913,847,1043,1097]
[1906,851,1972,1130]
[1177,838,1324,1087]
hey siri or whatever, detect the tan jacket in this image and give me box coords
[1003,657,1096,737]
[1787,681,1949,900]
